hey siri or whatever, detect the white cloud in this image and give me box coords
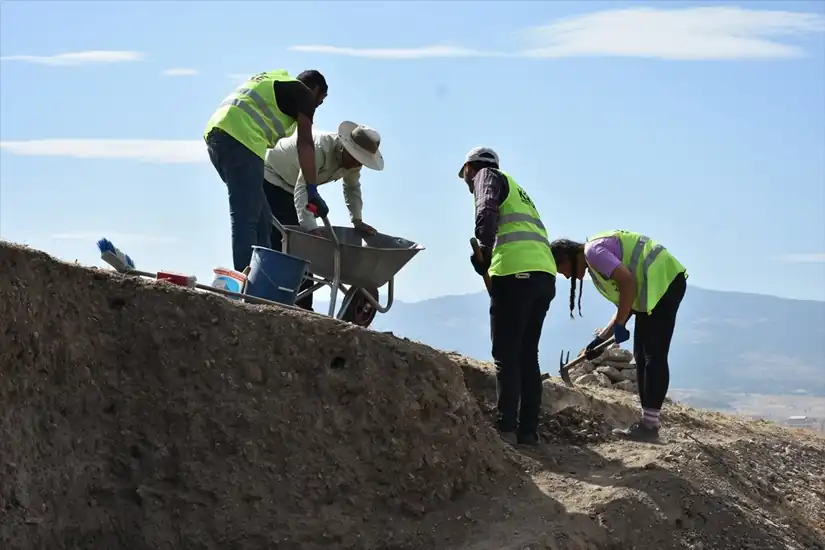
[286,44,503,59]
[0,50,145,66]
[518,7,825,60]
[162,68,199,76]
[779,253,825,264]
[288,7,824,61]
[51,232,180,245]
[0,139,206,164]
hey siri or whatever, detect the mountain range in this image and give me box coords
[323,284,825,398]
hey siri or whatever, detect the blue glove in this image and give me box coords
[584,336,606,361]
[305,184,329,218]
[612,323,631,344]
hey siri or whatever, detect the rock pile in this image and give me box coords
[568,340,639,394]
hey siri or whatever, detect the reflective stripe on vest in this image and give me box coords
[494,213,549,247]
[219,86,287,146]
[590,234,666,312]
[487,173,557,277]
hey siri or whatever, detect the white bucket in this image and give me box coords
[211,267,247,297]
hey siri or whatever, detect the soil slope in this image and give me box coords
[1,241,823,550]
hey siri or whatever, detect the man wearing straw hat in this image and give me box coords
[263,120,385,310]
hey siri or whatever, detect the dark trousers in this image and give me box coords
[489,271,556,436]
[633,272,687,411]
[205,128,271,272]
[262,183,315,311]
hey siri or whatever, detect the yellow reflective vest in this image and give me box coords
[587,230,687,314]
[487,171,557,277]
[205,70,299,160]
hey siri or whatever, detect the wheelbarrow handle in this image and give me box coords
[320,215,340,249]
[271,213,340,249]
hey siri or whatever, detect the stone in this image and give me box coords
[595,365,623,383]
[594,372,613,388]
[573,373,600,387]
[580,361,596,374]
[615,380,636,392]
[603,347,634,362]
[620,368,637,382]
[595,359,636,370]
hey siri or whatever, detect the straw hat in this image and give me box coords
[338,121,384,171]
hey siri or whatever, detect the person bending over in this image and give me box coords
[550,231,687,441]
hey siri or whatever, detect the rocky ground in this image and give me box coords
[1,241,823,550]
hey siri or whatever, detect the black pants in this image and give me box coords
[262,182,315,311]
[633,272,687,411]
[489,271,556,436]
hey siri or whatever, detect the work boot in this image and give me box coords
[613,421,660,442]
[517,432,540,446]
[497,430,518,446]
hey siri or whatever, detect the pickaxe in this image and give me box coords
[541,335,617,385]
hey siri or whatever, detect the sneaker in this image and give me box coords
[517,432,540,446]
[613,421,660,442]
[497,430,518,445]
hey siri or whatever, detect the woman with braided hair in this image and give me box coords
[549,231,688,442]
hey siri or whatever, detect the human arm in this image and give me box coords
[469,168,508,274]
[342,169,364,224]
[473,168,508,249]
[610,264,637,326]
[292,143,328,231]
[273,80,319,188]
[296,114,318,188]
[584,238,635,341]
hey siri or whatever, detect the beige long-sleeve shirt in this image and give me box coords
[263,131,363,231]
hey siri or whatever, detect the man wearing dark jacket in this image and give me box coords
[459,147,558,445]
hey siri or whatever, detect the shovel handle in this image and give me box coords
[563,336,617,372]
[470,237,492,296]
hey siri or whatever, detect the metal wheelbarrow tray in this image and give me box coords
[272,216,425,323]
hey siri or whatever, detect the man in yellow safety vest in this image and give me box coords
[204,69,329,272]
[460,147,557,446]
[549,231,688,442]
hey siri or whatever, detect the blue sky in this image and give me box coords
[1,0,824,303]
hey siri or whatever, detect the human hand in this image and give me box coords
[469,245,492,277]
[305,185,329,218]
[612,323,631,344]
[353,220,377,235]
[584,336,606,361]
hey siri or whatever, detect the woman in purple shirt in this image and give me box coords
[549,234,687,442]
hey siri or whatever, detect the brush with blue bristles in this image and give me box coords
[97,238,136,272]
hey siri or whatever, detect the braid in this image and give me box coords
[568,253,577,318]
[577,278,583,317]
[549,237,587,320]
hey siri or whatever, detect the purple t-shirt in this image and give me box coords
[584,236,623,278]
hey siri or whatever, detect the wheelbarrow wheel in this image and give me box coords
[341,286,379,328]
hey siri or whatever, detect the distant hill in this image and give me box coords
[333,285,825,397]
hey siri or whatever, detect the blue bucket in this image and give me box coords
[245,246,309,306]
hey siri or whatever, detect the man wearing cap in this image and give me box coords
[459,147,557,446]
[263,120,385,310]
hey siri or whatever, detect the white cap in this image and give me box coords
[458,146,500,178]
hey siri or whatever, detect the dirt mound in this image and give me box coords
[0,243,515,549]
[2,241,824,550]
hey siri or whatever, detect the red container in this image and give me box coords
[156,271,196,288]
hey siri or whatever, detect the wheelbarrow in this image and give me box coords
[271,215,425,329]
